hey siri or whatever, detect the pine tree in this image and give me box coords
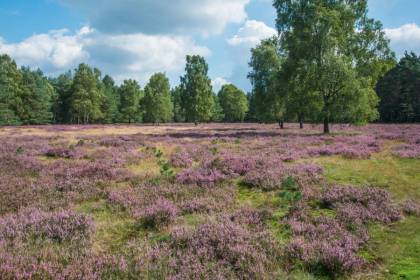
[0,54,21,125]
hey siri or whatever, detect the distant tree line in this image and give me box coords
[1,1,419,131]
[0,54,248,126]
[376,52,420,123]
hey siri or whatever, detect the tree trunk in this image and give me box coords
[278,120,284,129]
[323,117,330,134]
[299,115,304,129]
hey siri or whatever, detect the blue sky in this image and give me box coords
[1,0,419,91]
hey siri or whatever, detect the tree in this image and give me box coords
[118,79,142,124]
[248,37,286,126]
[171,86,185,122]
[273,0,395,133]
[50,71,73,123]
[101,75,120,123]
[142,73,173,124]
[376,52,420,123]
[211,93,225,122]
[70,64,104,124]
[0,54,21,125]
[180,55,215,123]
[18,68,54,124]
[218,84,248,122]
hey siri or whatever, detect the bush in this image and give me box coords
[176,167,226,187]
[150,219,280,279]
[0,208,94,243]
[135,198,178,229]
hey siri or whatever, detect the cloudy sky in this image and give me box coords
[1,0,419,91]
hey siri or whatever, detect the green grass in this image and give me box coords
[237,143,420,279]
[367,217,420,280]
[310,152,420,202]
[307,145,420,279]
[75,200,139,253]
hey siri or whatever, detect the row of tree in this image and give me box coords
[247,0,397,133]
[1,2,419,130]
[0,54,249,126]
[376,52,420,123]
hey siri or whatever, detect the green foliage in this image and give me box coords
[376,52,420,123]
[18,68,54,124]
[153,148,175,177]
[248,37,285,123]
[70,64,105,124]
[101,75,120,123]
[171,86,185,122]
[218,84,249,122]
[142,73,173,123]
[280,176,302,203]
[0,54,22,125]
[180,55,215,122]
[211,93,225,122]
[273,0,394,132]
[50,71,73,123]
[118,79,143,124]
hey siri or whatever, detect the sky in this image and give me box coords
[0,0,420,92]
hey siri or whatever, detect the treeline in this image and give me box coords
[376,52,420,123]
[1,2,419,129]
[0,54,248,125]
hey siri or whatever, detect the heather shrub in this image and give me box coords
[286,216,367,276]
[176,167,226,187]
[135,198,178,229]
[402,200,420,216]
[392,144,420,159]
[243,168,284,191]
[170,151,193,168]
[43,146,80,159]
[0,208,94,244]
[229,207,272,227]
[150,219,280,279]
[321,185,401,225]
[211,154,258,176]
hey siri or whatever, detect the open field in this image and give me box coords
[0,123,419,279]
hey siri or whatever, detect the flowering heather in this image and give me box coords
[151,219,280,279]
[0,124,417,279]
[43,146,81,159]
[286,215,367,275]
[176,167,227,187]
[0,208,94,243]
[392,144,420,159]
[321,185,401,224]
[170,150,193,168]
[402,200,420,216]
[134,198,178,228]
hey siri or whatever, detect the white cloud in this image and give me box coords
[60,0,250,36]
[227,20,277,47]
[385,23,420,57]
[0,29,87,73]
[226,20,277,90]
[212,77,229,92]
[0,26,210,84]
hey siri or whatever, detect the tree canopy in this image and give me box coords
[218,84,248,122]
[143,73,173,123]
[376,52,420,123]
[180,55,215,123]
[273,0,395,132]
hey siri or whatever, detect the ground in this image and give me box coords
[0,123,419,279]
